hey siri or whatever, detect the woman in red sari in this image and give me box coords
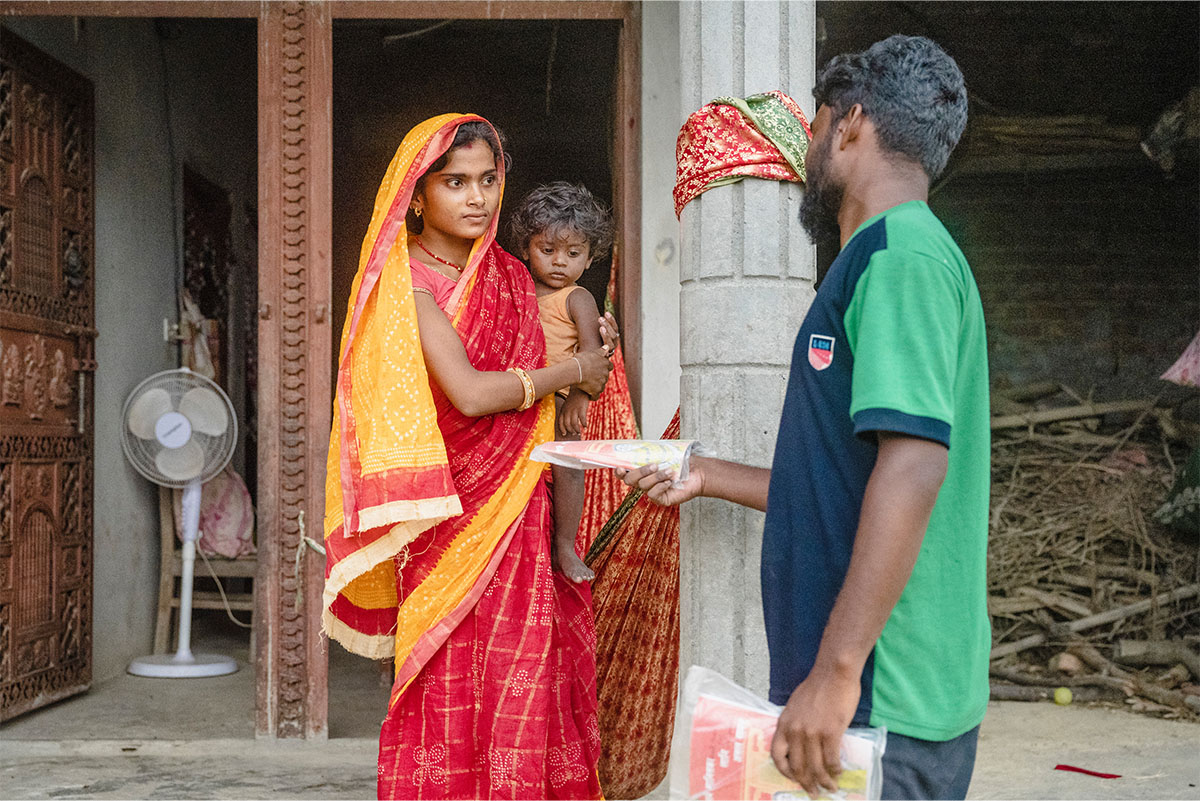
[323,114,615,799]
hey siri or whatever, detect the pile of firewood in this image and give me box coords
[986,383,1200,718]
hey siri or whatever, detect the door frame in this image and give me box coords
[0,0,639,739]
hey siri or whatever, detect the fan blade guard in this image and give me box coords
[179,386,230,436]
[127,387,174,440]
[155,439,206,482]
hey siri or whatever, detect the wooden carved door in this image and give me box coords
[0,28,95,721]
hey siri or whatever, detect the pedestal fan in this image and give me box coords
[121,368,239,678]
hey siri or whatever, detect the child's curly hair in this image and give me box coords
[508,182,613,261]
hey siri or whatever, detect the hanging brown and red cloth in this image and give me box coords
[574,253,640,554]
[586,410,682,800]
[673,89,812,217]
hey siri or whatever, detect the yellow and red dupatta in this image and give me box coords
[323,114,554,683]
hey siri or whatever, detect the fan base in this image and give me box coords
[127,653,238,678]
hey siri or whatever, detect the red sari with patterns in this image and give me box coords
[322,114,600,801]
[377,242,602,800]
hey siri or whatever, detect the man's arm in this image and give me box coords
[770,431,948,797]
[616,453,770,511]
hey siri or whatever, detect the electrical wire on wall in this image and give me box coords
[382,18,453,44]
[546,21,559,117]
[155,20,183,366]
[198,548,252,628]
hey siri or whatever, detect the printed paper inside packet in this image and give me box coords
[529,439,711,487]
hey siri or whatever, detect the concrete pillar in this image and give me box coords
[638,0,683,439]
[678,0,817,696]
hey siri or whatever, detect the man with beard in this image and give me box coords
[619,35,988,800]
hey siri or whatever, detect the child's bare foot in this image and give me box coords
[552,545,595,583]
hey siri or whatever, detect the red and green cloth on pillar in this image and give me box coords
[674,89,812,217]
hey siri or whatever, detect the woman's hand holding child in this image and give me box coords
[576,312,620,399]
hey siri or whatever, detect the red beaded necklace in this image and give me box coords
[413,236,465,273]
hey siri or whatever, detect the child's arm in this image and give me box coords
[558,389,589,437]
[566,288,605,399]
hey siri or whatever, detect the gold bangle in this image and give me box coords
[571,356,583,384]
[518,369,535,410]
[508,367,535,411]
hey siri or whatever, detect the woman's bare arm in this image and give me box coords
[414,293,612,417]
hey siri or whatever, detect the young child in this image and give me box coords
[509,182,614,583]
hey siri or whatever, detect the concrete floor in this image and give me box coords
[1,611,387,798]
[5,702,1197,799]
[0,739,378,799]
[970,701,1199,800]
[1,611,390,742]
[3,617,1197,800]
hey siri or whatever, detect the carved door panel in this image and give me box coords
[0,29,95,722]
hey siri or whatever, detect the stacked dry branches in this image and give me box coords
[986,391,1200,718]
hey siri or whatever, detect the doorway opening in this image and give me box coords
[328,16,621,722]
[331,18,621,348]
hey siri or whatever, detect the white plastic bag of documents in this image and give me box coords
[669,665,886,800]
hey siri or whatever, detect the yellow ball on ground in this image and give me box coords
[1053,686,1073,705]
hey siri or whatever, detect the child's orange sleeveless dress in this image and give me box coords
[537,286,584,398]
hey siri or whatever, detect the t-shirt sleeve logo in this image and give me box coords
[807,334,835,371]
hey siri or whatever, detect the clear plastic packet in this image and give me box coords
[529,439,709,486]
[669,665,887,801]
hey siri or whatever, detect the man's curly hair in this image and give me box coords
[814,35,967,179]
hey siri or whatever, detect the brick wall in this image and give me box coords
[930,167,1199,400]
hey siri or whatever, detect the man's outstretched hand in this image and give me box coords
[614,462,703,507]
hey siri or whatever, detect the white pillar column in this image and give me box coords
[678,0,817,696]
[639,0,683,439]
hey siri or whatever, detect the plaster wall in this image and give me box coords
[158,20,257,476]
[637,2,683,439]
[932,168,1199,401]
[4,16,178,682]
[3,17,257,684]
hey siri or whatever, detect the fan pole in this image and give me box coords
[128,479,239,678]
[175,479,201,661]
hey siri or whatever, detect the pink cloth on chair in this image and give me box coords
[173,466,256,558]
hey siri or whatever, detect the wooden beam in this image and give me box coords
[1113,639,1200,679]
[990,399,1153,430]
[614,2,642,418]
[256,0,332,740]
[990,583,1200,660]
[947,150,1149,177]
[0,0,630,20]
[989,684,1123,703]
[328,1,629,19]
[0,1,259,17]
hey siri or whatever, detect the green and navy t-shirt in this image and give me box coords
[762,200,991,741]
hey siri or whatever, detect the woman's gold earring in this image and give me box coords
[413,207,422,218]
